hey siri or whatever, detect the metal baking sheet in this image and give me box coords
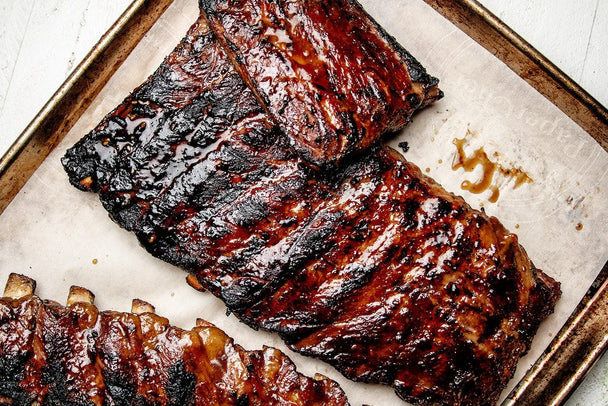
[0,0,607,405]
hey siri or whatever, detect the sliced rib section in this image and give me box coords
[0,274,349,405]
[200,0,442,166]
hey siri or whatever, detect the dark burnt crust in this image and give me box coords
[62,17,265,233]
[349,0,440,88]
[0,297,41,406]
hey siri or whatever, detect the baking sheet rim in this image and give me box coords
[0,0,607,404]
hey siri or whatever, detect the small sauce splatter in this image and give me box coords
[452,128,533,203]
[452,137,499,202]
[572,197,585,210]
[425,168,431,173]
[576,223,583,231]
[438,159,443,164]
[499,167,533,189]
[92,258,98,265]
[515,224,520,229]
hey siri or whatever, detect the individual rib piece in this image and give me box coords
[0,273,349,406]
[61,8,560,406]
[200,0,442,166]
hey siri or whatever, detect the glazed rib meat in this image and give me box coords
[61,4,560,406]
[61,16,269,232]
[0,273,349,406]
[200,0,442,166]
[174,146,560,406]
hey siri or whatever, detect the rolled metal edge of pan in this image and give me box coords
[1,1,607,404]
[424,0,608,153]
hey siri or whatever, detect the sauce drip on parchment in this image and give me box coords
[452,129,533,203]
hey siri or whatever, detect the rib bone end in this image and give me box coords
[67,286,95,305]
[196,318,214,328]
[3,273,36,299]
[132,298,155,314]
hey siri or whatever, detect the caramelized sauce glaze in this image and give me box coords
[200,0,442,166]
[0,284,349,405]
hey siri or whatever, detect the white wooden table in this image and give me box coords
[0,1,606,404]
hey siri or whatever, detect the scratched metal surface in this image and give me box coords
[0,0,606,404]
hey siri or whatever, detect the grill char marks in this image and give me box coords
[200,0,442,166]
[143,131,334,308]
[131,116,283,268]
[237,151,395,337]
[188,146,561,406]
[282,151,559,405]
[0,295,40,405]
[0,274,350,406]
[60,5,560,406]
[62,17,264,231]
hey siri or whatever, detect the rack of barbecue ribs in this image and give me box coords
[0,273,349,405]
[201,0,442,166]
[61,1,561,405]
